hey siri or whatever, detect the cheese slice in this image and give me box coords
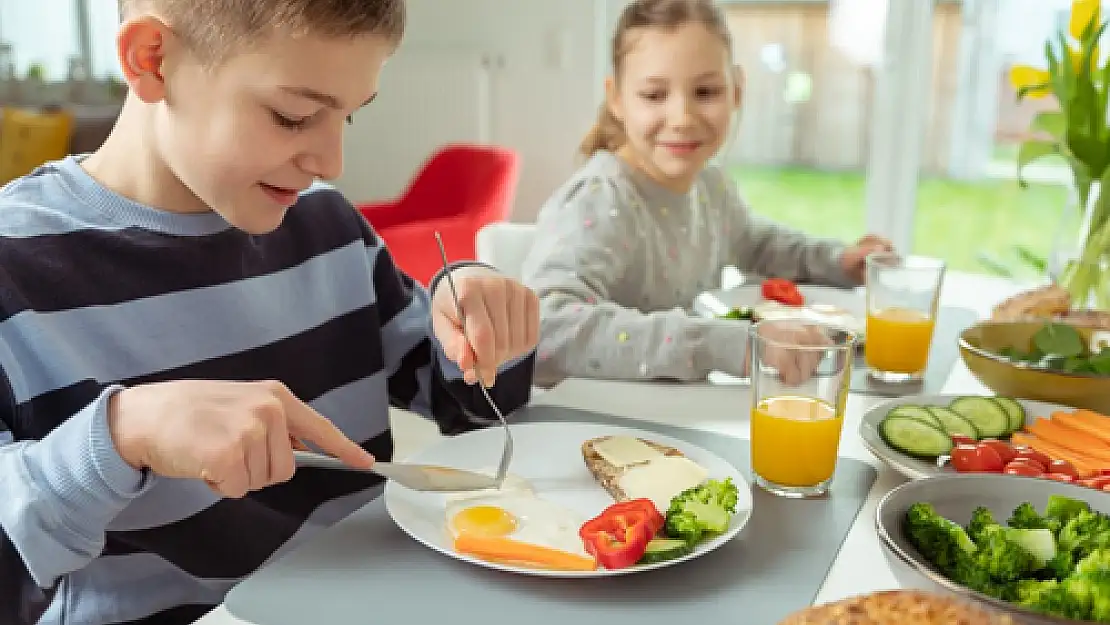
[617,456,709,514]
[592,436,663,468]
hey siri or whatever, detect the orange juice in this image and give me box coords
[750,396,843,487]
[864,307,936,374]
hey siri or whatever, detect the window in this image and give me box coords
[0,0,81,81]
[720,0,1078,277]
[907,0,1073,278]
[0,0,121,81]
[89,1,123,79]
[721,0,892,244]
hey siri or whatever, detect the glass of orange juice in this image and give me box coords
[864,253,946,383]
[749,319,857,498]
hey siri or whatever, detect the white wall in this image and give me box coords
[334,0,609,222]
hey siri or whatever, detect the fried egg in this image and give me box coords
[444,491,589,558]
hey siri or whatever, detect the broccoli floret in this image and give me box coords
[662,478,739,546]
[1046,495,1091,524]
[1059,511,1110,559]
[1014,579,1071,616]
[1046,550,1076,580]
[1008,502,1061,534]
[667,478,739,515]
[1016,551,1110,621]
[1075,549,1110,576]
[949,554,1015,600]
[972,525,1039,582]
[663,511,702,545]
[905,502,977,574]
[1006,528,1057,569]
[1059,569,1110,621]
[967,506,997,544]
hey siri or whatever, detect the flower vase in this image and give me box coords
[1054,181,1110,309]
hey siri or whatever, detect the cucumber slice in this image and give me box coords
[926,406,980,440]
[948,396,1010,438]
[990,397,1026,434]
[880,416,954,458]
[887,405,942,429]
[639,538,692,564]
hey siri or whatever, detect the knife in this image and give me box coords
[292,449,500,492]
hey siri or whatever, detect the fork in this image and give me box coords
[434,232,514,487]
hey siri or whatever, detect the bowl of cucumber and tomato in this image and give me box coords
[859,393,1110,491]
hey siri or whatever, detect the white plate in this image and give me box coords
[858,393,1078,480]
[699,284,866,385]
[695,284,867,340]
[384,422,753,578]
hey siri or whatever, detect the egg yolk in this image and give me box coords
[451,505,518,537]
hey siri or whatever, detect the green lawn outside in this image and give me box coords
[728,165,1074,278]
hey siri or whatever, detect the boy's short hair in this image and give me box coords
[118,0,406,63]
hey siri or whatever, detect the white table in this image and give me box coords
[196,271,1024,624]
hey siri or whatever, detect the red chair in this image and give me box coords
[355,143,521,286]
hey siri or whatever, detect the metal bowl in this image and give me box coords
[876,473,1110,625]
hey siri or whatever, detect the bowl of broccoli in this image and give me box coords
[877,473,1110,624]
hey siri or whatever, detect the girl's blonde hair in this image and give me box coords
[578,0,733,158]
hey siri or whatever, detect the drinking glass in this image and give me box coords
[748,319,857,498]
[864,253,946,383]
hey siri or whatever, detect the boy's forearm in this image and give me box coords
[0,385,153,589]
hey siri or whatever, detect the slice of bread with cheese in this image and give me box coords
[581,435,709,514]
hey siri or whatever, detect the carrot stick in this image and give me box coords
[1073,409,1110,423]
[1026,418,1110,462]
[1049,412,1110,447]
[453,534,598,571]
[1011,432,1103,477]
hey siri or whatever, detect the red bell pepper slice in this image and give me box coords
[578,509,654,569]
[598,499,664,535]
[762,278,805,306]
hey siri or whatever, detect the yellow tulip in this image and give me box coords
[1070,0,1101,40]
[1010,65,1052,98]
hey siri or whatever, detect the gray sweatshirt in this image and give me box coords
[520,150,855,387]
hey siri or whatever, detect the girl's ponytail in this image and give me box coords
[578,104,626,159]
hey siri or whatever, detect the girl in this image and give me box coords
[520,0,891,387]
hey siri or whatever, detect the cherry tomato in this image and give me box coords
[1012,448,1052,470]
[979,439,1017,464]
[1048,459,1079,478]
[1004,458,1046,477]
[950,434,976,446]
[761,279,805,306]
[1043,472,1075,483]
[1081,475,1110,490]
[951,444,1005,473]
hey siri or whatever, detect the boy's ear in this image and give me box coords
[604,76,623,122]
[117,16,175,104]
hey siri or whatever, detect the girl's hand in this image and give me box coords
[840,234,894,284]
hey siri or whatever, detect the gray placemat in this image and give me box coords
[849,305,979,396]
[225,406,877,625]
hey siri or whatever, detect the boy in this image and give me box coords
[0,1,539,624]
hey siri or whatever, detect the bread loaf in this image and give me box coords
[777,590,1019,625]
